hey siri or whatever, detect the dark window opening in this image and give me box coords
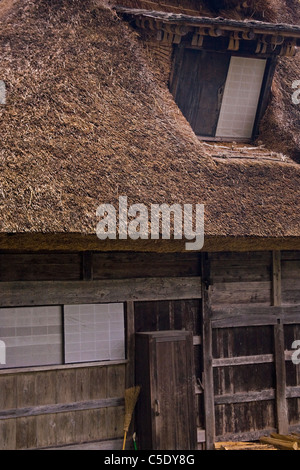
[170,47,271,142]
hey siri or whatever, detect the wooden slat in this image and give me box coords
[0,277,202,307]
[44,437,124,450]
[212,354,274,367]
[211,305,300,328]
[215,428,277,443]
[0,397,124,420]
[212,314,278,328]
[286,386,300,398]
[215,389,275,405]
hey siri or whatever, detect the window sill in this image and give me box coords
[0,359,128,376]
[197,135,252,144]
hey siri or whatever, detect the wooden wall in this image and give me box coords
[0,363,125,450]
[0,250,299,450]
[0,251,201,450]
[203,251,300,449]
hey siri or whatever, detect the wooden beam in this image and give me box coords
[272,251,282,307]
[0,397,124,420]
[274,322,289,434]
[212,354,274,368]
[212,313,278,328]
[201,253,215,450]
[286,385,300,398]
[215,389,275,405]
[0,277,202,307]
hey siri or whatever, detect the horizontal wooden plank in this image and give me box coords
[209,281,271,306]
[212,314,278,328]
[211,305,300,328]
[0,253,81,282]
[215,389,275,405]
[281,251,300,261]
[0,277,202,307]
[212,354,274,367]
[0,397,124,420]
[215,429,277,443]
[93,252,200,279]
[0,360,127,377]
[286,386,300,399]
[44,438,124,450]
[208,251,272,264]
[215,384,300,404]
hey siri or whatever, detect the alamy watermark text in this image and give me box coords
[96,197,204,251]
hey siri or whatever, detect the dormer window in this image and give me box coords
[170,49,268,141]
[116,7,300,142]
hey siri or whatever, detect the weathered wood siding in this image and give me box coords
[0,250,299,450]
[0,362,125,450]
[204,251,300,447]
[0,251,201,449]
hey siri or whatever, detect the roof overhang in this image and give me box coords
[1,233,300,252]
[115,6,300,56]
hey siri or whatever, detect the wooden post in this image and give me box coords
[272,251,288,434]
[201,253,215,450]
[125,301,135,388]
[274,322,289,435]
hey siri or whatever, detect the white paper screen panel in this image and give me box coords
[64,303,125,364]
[0,306,62,369]
[215,56,266,139]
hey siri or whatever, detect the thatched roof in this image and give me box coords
[0,0,299,251]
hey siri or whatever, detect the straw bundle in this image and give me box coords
[122,386,141,450]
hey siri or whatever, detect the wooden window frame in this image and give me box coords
[0,302,126,371]
[170,43,277,143]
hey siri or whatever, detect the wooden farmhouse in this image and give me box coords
[0,0,300,450]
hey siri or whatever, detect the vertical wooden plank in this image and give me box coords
[36,414,57,448]
[0,419,16,450]
[272,251,281,307]
[16,416,37,449]
[55,412,76,446]
[56,369,76,403]
[82,252,93,281]
[201,253,215,450]
[16,373,36,407]
[35,370,57,405]
[272,251,288,433]
[107,364,125,398]
[274,322,289,434]
[75,367,91,402]
[106,405,124,440]
[0,375,17,410]
[126,301,135,388]
[90,366,107,399]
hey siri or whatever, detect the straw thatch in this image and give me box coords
[0,0,299,250]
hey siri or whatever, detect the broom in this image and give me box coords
[122,385,141,450]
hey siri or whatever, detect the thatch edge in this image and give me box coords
[0,233,299,252]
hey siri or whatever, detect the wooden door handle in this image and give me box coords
[154,399,160,416]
